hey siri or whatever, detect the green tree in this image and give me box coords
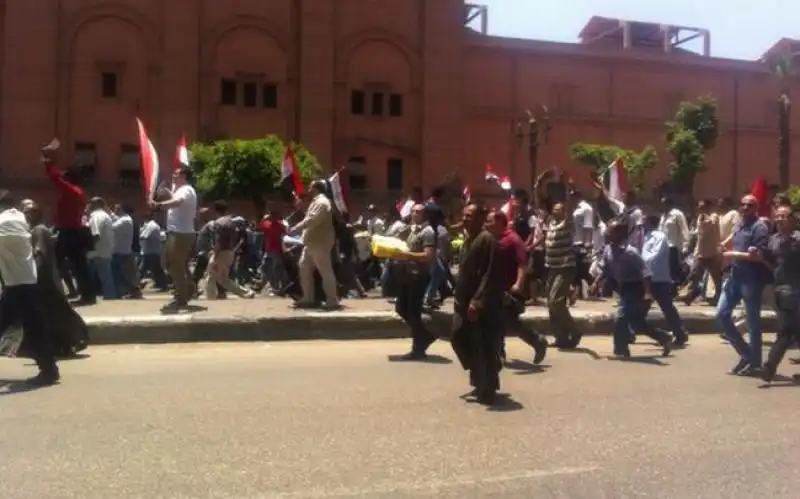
[767,55,792,189]
[568,143,658,189]
[189,135,321,214]
[665,96,719,196]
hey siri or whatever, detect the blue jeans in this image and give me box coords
[614,282,669,353]
[259,252,285,291]
[89,256,117,300]
[716,274,764,366]
[645,282,687,339]
[139,253,168,289]
[424,256,445,304]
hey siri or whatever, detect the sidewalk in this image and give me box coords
[76,295,776,345]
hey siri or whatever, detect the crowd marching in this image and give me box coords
[0,140,798,406]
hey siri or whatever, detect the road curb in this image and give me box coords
[84,310,778,346]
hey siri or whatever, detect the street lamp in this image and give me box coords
[514,105,551,186]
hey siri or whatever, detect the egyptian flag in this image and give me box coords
[327,168,349,214]
[280,146,305,197]
[135,118,160,202]
[174,134,189,172]
[604,157,627,203]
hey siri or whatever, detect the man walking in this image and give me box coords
[150,165,198,310]
[716,194,770,376]
[290,180,339,310]
[0,194,59,385]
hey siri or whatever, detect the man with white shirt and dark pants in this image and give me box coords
[658,197,690,292]
[571,190,594,298]
[0,194,59,385]
[150,166,198,309]
[87,197,116,300]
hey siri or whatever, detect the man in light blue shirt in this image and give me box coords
[111,204,142,299]
[641,214,688,346]
[591,219,673,358]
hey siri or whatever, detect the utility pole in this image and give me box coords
[514,105,551,188]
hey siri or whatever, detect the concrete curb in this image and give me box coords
[84,309,778,346]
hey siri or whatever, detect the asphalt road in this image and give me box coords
[1,337,799,499]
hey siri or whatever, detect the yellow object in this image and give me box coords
[371,235,409,259]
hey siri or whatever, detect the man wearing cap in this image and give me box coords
[149,165,198,309]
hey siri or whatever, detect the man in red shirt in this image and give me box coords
[41,143,95,305]
[256,205,287,294]
[485,209,548,365]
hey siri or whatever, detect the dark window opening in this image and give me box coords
[347,156,367,190]
[101,72,118,98]
[389,94,404,117]
[262,84,278,109]
[220,79,237,106]
[386,158,404,191]
[371,92,384,116]
[243,82,258,108]
[119,144,141,187]
[73,142,98,181]
[351,90,365,115]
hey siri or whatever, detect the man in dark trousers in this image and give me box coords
[41,142,94,305]
[486,209,548,365]
[451,204,504,405]
[0,194,60,385]
[756,204,800,382]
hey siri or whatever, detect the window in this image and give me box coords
[119,144,141,186]
[389,94,404,117]
[242,82,258,108]
[347,156,368,191]
[262,84,278,109]
[371,92,384,116]
[220,79,237,105]
[73,142,97,181]
[386,158,404,191]
[350,90,365,115]
[100,72,118,98]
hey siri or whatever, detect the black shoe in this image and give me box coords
[728,358,749,375]
[672,335,688,348]
[628,335,637,345]
[611,350,631,359]
[533,341,548,365]
[660,339,673,357]
[27,369,60,387]
[761,363,777,383]
[477,390,496,405]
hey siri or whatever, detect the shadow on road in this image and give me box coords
[557,347,603,360]
[159,304,208,316]
[505,359,549,375]
[759,374,800,389]
[386,354,453,364]
[0,379,56,396]
[607,356,670,366]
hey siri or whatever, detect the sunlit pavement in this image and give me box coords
[2,336,799,498]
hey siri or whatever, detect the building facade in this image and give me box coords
[0,0,797,207]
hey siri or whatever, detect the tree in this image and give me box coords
[767,55,792,189]
[665,96,719,196]
[569,143,658,189]
[189,135,321,214]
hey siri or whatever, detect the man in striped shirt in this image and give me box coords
[546,201,580,348]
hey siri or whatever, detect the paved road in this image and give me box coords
[2,337,799,498]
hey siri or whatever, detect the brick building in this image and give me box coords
[0,0,797,208]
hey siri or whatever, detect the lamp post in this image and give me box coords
[514,105,551,187]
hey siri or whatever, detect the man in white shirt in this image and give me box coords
[87,197,116,300]
[658,196,690,289]
[0,194,59,385]
[572,193,594,246]
[111,204,142,299]
[150,166,198,308]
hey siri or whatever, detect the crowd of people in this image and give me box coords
[1,141,798,404]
